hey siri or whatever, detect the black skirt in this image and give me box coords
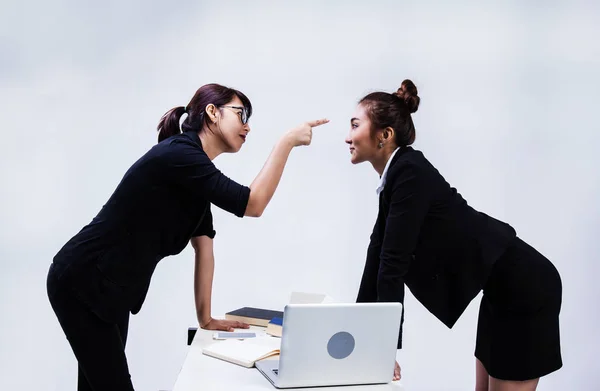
[475,237,563,381]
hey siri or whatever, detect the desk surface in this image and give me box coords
[172,321,405,391]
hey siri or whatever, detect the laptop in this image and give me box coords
[255,302,402,388]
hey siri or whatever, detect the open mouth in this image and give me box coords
[239,135,247,141]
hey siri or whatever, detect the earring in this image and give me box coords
[378,141,383,148]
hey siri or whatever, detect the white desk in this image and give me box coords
[172,322,405,391]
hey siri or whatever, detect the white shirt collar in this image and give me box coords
[376,147,400,195]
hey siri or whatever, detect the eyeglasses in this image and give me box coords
[221,105,249,125]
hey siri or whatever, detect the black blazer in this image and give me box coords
[356,146,516,348]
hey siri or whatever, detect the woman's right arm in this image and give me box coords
[165,119,328,218]
[245,119,328,217]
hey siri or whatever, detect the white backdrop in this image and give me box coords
[1,1,599,390]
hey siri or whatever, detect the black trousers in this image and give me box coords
[47,264,135,391]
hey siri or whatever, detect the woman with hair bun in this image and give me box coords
[346,79,562,390]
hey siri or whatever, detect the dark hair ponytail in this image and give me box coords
[157,106,187,142]
[156,83,252,143]
[359,79,420,147]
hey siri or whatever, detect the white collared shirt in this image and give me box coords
[376,147,400,196]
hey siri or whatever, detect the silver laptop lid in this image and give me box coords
[276,302,402,388]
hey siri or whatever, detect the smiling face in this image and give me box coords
[208,95,251,153]
[345,103,380,164]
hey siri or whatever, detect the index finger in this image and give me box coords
[307,118,329,127]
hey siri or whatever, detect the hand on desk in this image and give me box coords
[393,361,401,381]
[201,317,250,332]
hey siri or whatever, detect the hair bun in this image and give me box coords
[395,79,420,114]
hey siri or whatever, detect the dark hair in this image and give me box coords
[157,83,252,143]
[359,79,420,147]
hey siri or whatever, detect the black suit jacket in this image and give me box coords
[356,147,516,348]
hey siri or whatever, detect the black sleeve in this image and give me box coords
[192,204,216,239]
[377,162,430,349]
[163,142,250,217]
[357,206,384,303]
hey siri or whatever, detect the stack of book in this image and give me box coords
[225,306,284,337]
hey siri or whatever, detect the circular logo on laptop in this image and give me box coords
[327,331,355,359]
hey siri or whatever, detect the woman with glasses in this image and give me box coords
[47,83,329,391]
[347,79,562,390]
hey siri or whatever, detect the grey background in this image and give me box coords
[1,1,598,390]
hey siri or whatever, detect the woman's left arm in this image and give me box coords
[378,162,431,303]
[378,162,431,349]
[191,236,249,331]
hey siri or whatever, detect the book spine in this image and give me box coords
[225,314,271,327]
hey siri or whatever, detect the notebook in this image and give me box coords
[202,336,281,368]
[288,292,337,304]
